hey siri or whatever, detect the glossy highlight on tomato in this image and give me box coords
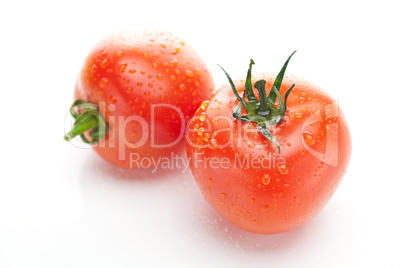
[65,30,214,168]
[186,54,351,234]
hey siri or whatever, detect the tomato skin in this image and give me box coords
[186,74,351,234]
[74,31,214,168]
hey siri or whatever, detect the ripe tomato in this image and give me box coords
[65,30,214,169]
[186,52,351,234]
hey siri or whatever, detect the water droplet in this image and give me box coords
[303,131,316,146]
[170,75,176,81]
[90,64,97,73]
[262,174,271,185]
[126,87,132,93]
[195,67,201,75]
[171,48,180,54]
[170,58,178,66]
[200,100,209,109]
[99,78,108,88]
[283,184,290,187]
[116,51,122,57]
[129,69,136,74]
[221,193,227,198]
[108,96,116,104]
[144,91,150,96]
[118,63,127,73]
[250,198,256,204]
[278,164,288,175]
[260,205,270,211]
[248,143,256,149]
[298,149,304,155]
[137,82,143,87]
[199,113,207,121]
[101,59,108,68]
[197,127,205,136]
[148,83,153,88]
[157,73,163,81]
[193,124,199,131]
[209,178,213,185]
[195,81,200,87]
[152,63,158,69]
[203,133,211,142]
[209,139,218,149]
[185,70,193,77]
[295,113,303,118]
[179,84,186,91]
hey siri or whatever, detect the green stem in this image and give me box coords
[64,99,108,145]
[219,52,297,154]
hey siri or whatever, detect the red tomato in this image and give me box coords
[65,30,214,169]
[186,53,351,234]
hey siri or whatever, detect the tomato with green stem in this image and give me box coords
[186,52,351,234]
[65,30,214,169]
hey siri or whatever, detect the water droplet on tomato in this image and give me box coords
[99,78,108,88]
[303,131,316,146]
[126,87,132,93]
[209,178,213,185]
[179,84,186,91]
[118,63,127,73]
[90,64,97,73]
[298,149,305,155]
[157,73,163,81]
[200,100,209,109]
[193,124,199,131]
[248,143,256,149]
[262,174,271,185]
[278,164,288,175]
[195,67,201,75]
[199,113,207,121]
[152,63,158,69]
[148,83,153,88]
[260,204,270,211]
[101,59,108,68]
[137,82,143,87]
[203,133,211,142]
[209,139,218,149]
[129,69,136,74]
[197,127,205,136]
[170,75,176,81]
[185,70,193,77]
[221,193,227,198]
[171,48,180,54]
[295,113,303,118]
[116,51,122,57]
[108,96,116,104]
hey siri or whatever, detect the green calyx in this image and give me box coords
[219,51,296,154]
[64,99,108,144]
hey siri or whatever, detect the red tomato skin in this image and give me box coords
[74,31,214,168]
[186,74,351,234]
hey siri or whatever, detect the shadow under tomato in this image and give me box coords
[176,183,337,256]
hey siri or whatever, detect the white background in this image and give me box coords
[1,0,401,267]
